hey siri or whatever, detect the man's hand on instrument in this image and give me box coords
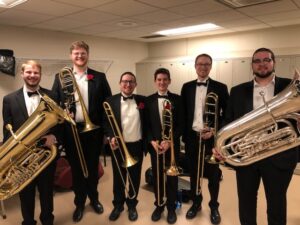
[160,140,170,153]
[41,134,57,148]
[109,137,119,150]
[200,127,214,140]
[151,140,164,154]
[212,147,225,162]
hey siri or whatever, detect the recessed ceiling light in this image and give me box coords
[0,0,27,8]
[156,23,221,36]
[117,21,138,27]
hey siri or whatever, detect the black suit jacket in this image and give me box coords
[52,68,112,126]
[145,91,183,156]
[224,76,298,169]
[2,87,58,143]
[181,78,229,145]
[103,93,147,152]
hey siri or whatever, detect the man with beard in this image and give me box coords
[2,60,58,225]
[214,47,298,225]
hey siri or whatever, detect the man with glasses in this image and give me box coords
[214,47,298,225]
[104,72,146,222]
[181,54,229,224]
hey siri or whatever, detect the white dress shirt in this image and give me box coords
[23,85,40,116]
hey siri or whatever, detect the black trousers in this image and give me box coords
[236,160,294,225]
[185,131,220,210]
[20,161,56,225]
[65,126,103,208]
[111,141,144,209]
[150,143,179,211]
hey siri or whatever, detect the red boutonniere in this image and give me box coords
[137,102,145,110]
[86,74,94,81]
[164,102,171,110]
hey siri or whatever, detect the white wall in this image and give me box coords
[0,24,148,140]
[137,25,300,96]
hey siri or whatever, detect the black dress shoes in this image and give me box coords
[90,201,104,214]
[128,207,138,221]
[210,209,221,224]
[109,206,124,221]
[73,206,84,222]
[151,206,164,222]
[186,203,201,219]
[167,210,177,224]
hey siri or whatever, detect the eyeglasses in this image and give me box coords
[196,63,212,67]
[252,58,273,64]
[121,80,136,85]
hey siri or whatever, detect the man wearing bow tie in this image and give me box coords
[52,41,112,222]
[2,60,58,225]
[181,54,229,224]
[146,68,183,224]
[103,72,146,222]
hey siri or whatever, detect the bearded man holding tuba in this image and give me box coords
[214,48,299,225]
[2,60,59,225]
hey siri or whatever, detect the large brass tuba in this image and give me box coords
[103,101,138,199]
[216,79,300,167]
[0,94,75,200]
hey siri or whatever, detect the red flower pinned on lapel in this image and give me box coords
[86,74,94,81]
[164,102,171,110]
[137,102,145,110]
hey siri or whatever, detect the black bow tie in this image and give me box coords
[158,95,168,98]
[197,81,207,87]
[27,91,39,97]
[122,95,134,101]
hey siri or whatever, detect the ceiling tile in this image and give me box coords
[93,0,158,17]
[13,0,83,16]
[63,9,122,23]
[52,0,116,8]
[130,9,185,23]
[136,0,201,8]
[30,17,89,30]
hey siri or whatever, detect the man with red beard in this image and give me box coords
[215,48,298,225]
[52,41,112,222]
[2,60,58,225]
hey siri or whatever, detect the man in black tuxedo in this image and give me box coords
[146,68,183,224]
[214,48,298,225]
[104,72,146,222]
[181,54,229,224]
[2,60,58,225]
[52,41,112,222]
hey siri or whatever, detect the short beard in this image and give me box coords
[254,70,274,79]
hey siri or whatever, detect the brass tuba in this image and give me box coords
[103,101,138,199]
[216,79,300,167]
[0,94,75,200]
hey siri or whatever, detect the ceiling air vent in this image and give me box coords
[216,0,279,8]
[141,34,166,39]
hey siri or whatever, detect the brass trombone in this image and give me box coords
[58,67,95,178]
[156,99,182,206]
[103,101,138,199]
[195,92,219,195]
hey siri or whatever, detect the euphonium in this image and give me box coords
[103,101,138,199]
[0,94,75,200]
[216,79,300,167]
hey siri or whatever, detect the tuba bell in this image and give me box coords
[0,94,75,200]
[216,79,300,167]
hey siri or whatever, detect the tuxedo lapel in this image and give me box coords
[16,89,29,119]
[245,82,254,112]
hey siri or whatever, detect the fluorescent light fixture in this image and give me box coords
[0,0,27,8]
[156,23,221,36]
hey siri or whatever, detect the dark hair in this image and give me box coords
[154,68,170,80]
[119,71,136,83]
[70,41,89,54]
[252,48,275,63]
[195,53,212,65]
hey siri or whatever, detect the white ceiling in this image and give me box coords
[0,0,300,42]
